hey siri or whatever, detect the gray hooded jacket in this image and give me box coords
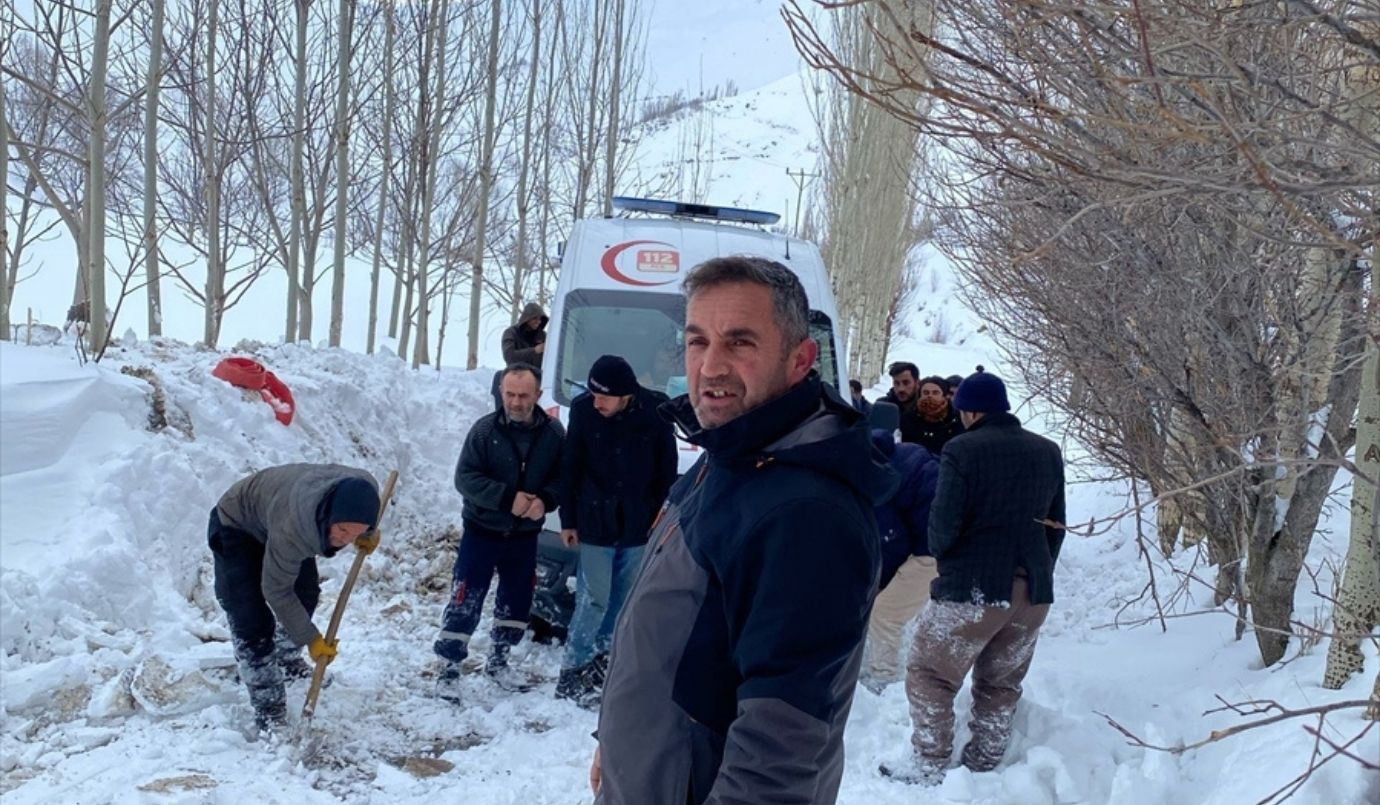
[216,463,378,646]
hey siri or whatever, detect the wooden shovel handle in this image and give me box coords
[302,469,400,718]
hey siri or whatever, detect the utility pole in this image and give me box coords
[785,167,818,237]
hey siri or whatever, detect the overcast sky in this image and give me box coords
[641,0,805,99]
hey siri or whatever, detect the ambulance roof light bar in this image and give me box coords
[611,196,781,226]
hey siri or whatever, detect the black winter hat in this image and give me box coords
[327,477,380,527]
[587,355,638,397]
[953,369,1010,413]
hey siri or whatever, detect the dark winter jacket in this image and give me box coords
[881,389,928,446]
[914,409,965,456]
[927,411,1065,606]
[559,387,677,547]
[454,407,564,536]
[501,302,548,366]
[870,432,940,590]
[596,372,898,805]
[215,463,379,646]
[850,395,872,418]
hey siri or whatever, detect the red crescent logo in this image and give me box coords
[601,240,679,287]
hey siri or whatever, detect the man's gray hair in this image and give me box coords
[682,256,811,347]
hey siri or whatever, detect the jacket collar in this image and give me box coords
[661,372,846,461]
[963,410,1021,432]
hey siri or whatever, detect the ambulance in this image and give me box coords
[529,196,848,640]
[538,196,846,470]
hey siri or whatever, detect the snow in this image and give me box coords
[3,16,1376,802]
[1,334,1374,804]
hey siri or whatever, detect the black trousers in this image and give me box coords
[208,509,318,719]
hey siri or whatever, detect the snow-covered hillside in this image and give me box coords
[1,336,1373,804]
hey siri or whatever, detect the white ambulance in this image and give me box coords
[538,196,847,476]
[529,197,848,639]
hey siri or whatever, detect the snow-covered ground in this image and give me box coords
[1,331,1374,804]
[4,23,1377,802]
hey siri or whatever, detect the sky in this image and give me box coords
[623,0,806,98]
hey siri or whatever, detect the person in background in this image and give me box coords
[914,375,965,455]
[882,361,926,444]
[491,303,550,410]
[849,378,873,417]
[556,355,677,708]
[858,402,940,695]
[208,464,381,732]
[885,369,1065,785]
[436,363,564,701]
[944,375,963,405]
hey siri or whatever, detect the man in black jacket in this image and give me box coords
[886,369,1065,785]
[882,361,927,445]
[435,363,564,701]
[914,375,964,455]
[555,354,677,706]
[590,256,898,804]
[490,303,549,410]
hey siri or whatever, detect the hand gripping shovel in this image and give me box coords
[295,469,399,748]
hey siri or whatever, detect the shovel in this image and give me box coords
[297,469,400,737]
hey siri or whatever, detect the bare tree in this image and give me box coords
[141,0,166,336]
[806,0,932,384]
[465,0,502,370]
[507,0,543,323]
[201,0,222,347]
[786,0,1377,666]
[0,41,9,341]
[364,1,396,355]
[328,0,355,347]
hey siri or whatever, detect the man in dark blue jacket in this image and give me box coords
[556,354,677,706]
[434,363,564,701]
[591,256,897,804]
[859,402,940,694]
[886,369,1065,785]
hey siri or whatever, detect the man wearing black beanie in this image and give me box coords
[885,369,1065,785]
[555,355,676,707]
[208,463,381,732]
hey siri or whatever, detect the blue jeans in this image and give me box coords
[562,543,644,669]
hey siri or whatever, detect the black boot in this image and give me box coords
[240,653,287,733]
[588,653,610,689]
[555,666,587,700]
[484,642,511,677]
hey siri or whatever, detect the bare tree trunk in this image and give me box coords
[510,0,542,323]
[1324,258,1379,689]
[0,75,9,341]
[142,0,166,337]
[601,0,624,216]
[465,0,501,370]
[573,0,606,220]
[202,0,222,347]
[286,0,310,342]
[435,262,452,370]
[535,1,560,309]
[87,0,112,353]
[366,3,396,355]
[412,0,451,369]
[328,0,354,348]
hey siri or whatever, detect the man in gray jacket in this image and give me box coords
[590,257,896,804]
[208,463,380,731]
